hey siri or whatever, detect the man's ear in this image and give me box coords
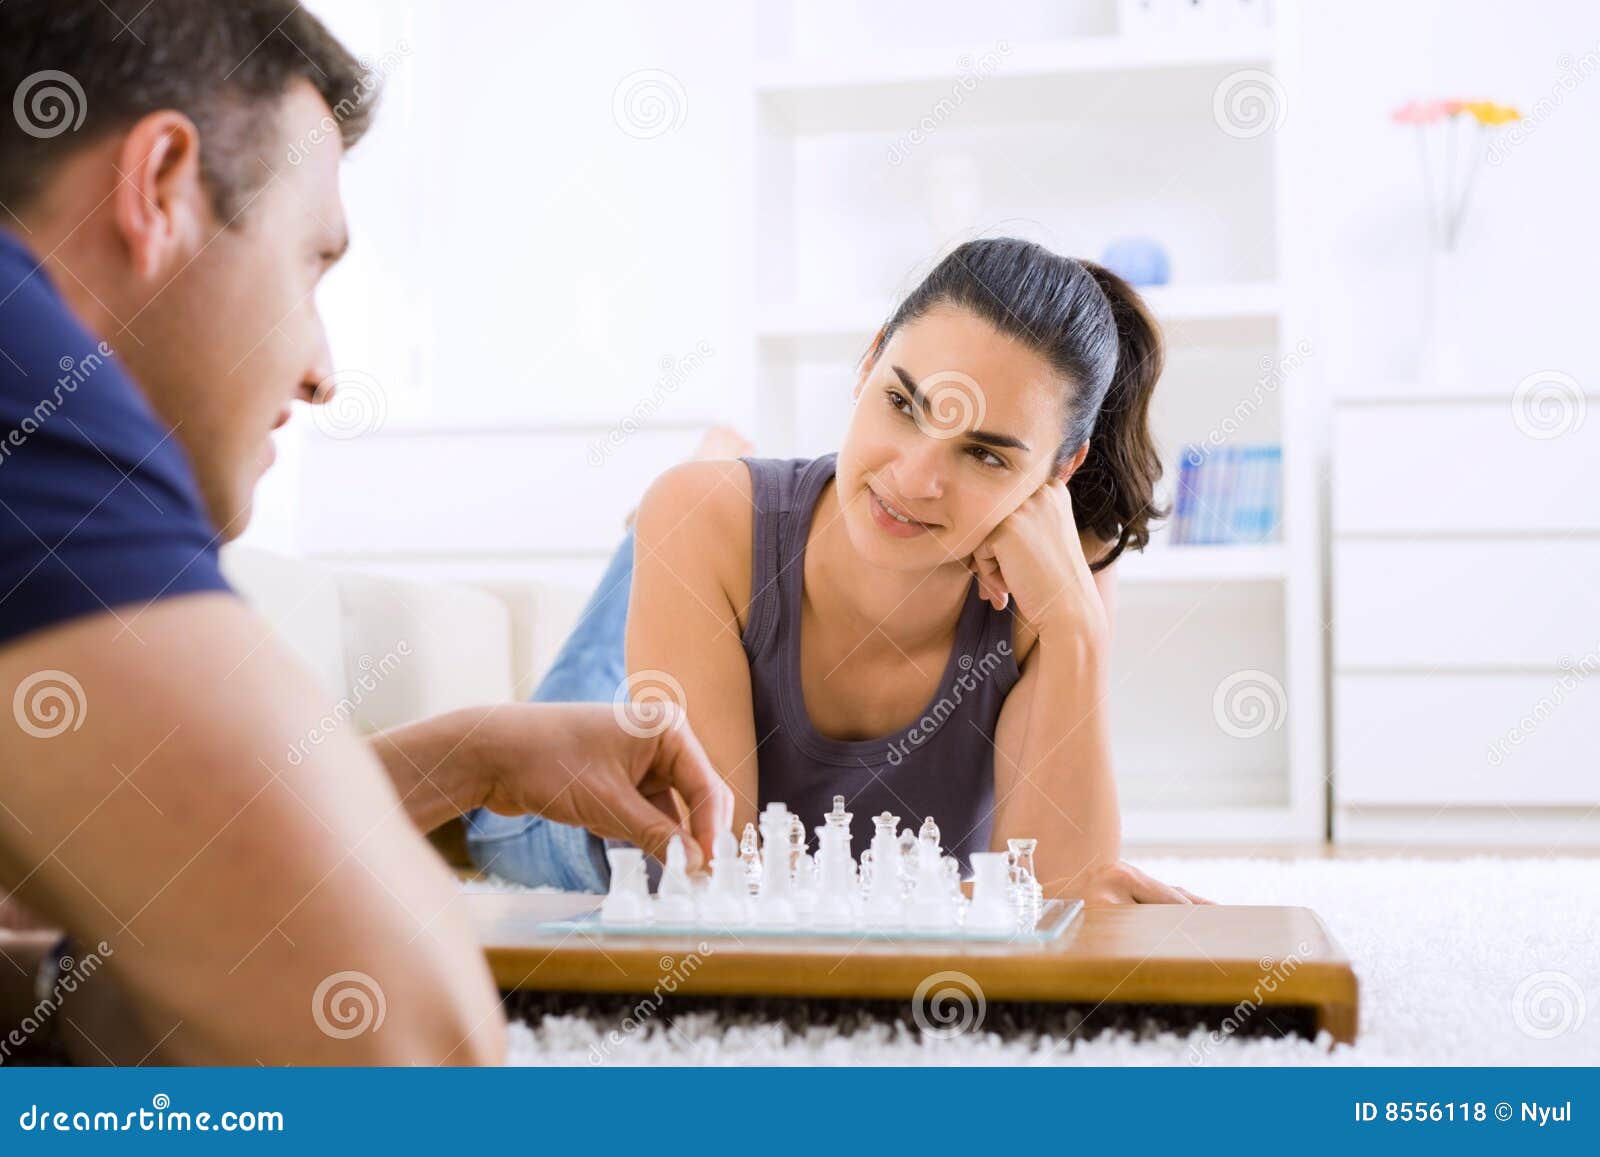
[1055,441,1090,483]
[111,110,209,280]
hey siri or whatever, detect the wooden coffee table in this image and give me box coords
[466,892,1359,1044]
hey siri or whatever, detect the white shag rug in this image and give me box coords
[471,857,1600,1066]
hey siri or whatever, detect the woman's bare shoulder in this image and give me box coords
[635,459,757,627]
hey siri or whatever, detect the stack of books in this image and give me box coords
[1171,444,1282,545]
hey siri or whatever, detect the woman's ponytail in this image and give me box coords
[1071,261,1167,571]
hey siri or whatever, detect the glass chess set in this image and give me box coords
[536,797,1084,943]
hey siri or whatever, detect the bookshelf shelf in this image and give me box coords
[1119,544,1285,584]
[755,33,1276,96]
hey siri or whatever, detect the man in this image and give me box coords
[0,1,731,1064]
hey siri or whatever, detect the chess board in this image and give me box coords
[536,896,1085,942]
[463,892,1360,1044]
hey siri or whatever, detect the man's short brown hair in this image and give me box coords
[0,0,376,221]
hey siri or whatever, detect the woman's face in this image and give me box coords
[835,305,1076,570]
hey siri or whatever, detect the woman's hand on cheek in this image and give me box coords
[965,478,1108,648]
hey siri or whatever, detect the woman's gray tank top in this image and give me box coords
[738,453,1022,869]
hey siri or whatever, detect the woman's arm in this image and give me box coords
[625,460,765,836]
[990,586,1122,891]
[978,489,1211,904]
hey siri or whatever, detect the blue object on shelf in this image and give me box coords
[1100,237,1171,287]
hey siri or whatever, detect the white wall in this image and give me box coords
[1298,0,1599,391]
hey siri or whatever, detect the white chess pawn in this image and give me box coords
[896,827,918,889]
[755,803,797,925]
[739,821,762,894]
[964,852,1014,934]
[700,829,750,926]
[863,811,903,926]
[654,834,696,925]
[909,824,956,930]
[600,847,649,925]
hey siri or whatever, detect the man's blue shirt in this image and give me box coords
[0,228,231,647]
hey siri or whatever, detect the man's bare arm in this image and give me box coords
[0,595,505,1065]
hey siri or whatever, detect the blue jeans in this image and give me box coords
[462,529,636,892]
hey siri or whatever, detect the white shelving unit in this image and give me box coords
[752,2,1323,844]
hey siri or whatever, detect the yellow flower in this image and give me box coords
[1463,100,1521,125]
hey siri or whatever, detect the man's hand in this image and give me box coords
[374,701,735,872]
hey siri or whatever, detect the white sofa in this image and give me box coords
[218,545,593,737]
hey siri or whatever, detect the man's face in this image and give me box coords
[120,81,348,538]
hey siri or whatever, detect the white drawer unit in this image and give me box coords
[1331,388,1600,846]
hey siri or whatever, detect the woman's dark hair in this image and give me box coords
[874,237,1167,572]
[0,0,374,220]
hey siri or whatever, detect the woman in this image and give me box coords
[467,238,1209,905]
